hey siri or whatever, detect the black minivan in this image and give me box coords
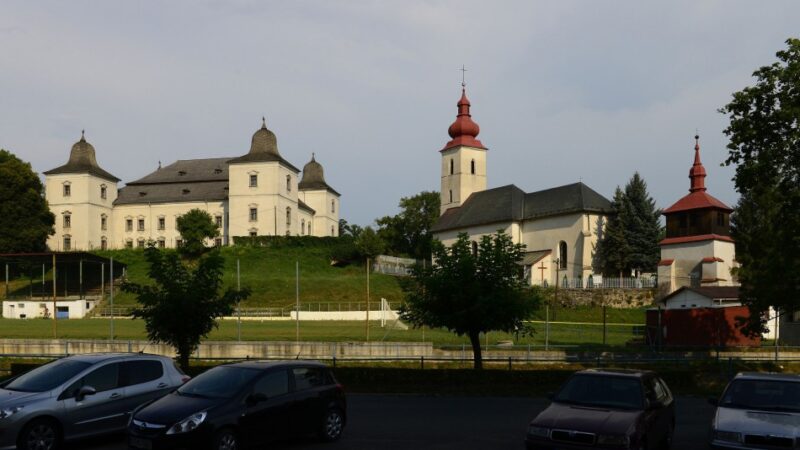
[127,361,346,450]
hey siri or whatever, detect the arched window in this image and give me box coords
[470,159,475,174]
[286,175,291,192]
[450,159,454,175]
[471,241,478,256]
[559,241,568,269]
[301,219,305,235]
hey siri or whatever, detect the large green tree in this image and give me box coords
[400,232,540,369]
[376,191,440,259]
[0,150,55,252]
[594,187,631,277]
[354,226,385,261]
[176,209,219,259]
[720,38,800,334]
[622,173,663,274]
[123,245,250,370]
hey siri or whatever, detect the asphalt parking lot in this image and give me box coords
[69,394,715,450]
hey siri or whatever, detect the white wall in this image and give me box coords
[2,299,97,319]
[660,239,738,292]
[46,173,116,251]
[112,201,227,249]
[440,146,487,214]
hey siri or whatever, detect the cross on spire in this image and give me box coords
[460,64,467,87]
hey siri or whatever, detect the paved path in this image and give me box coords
[69,394,715,450]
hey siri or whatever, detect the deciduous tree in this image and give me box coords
[376,191,440,259]
[400,232,540,369]
[176,209,219,259]
[0,150,55,252]
[720,38,800,334]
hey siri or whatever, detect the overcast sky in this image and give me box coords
[2,1,798,226]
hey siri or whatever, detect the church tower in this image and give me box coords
[658,135,737,293]
[440,86,487,215]
[43,132,120,251]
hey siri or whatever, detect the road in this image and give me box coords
[68,394,715,450]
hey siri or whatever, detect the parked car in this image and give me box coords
[127,360,346,450]
[525,369,675,450]
[709,372,800,449]
[0,353,188,450]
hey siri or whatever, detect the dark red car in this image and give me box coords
[525,369,675,450]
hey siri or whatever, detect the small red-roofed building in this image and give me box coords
[657,135,739,294]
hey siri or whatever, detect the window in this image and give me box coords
[138,219,145,231]
[249,208,258,222]
[471,241,478,256]
[176,239,183,248]
[125,239,133,249]
[157,239,165,249]
[292,368,327,391]
[249,174,258,187]
[63,184,71,197]
[286,175,292,192]
[63,235,71,251]
[100,237,107,250]
[215,238,223,247]
[122,360,163,386]
[331,226,335,236]
[471,159,475,174]
[286,207,292,228]
[254,370,289,398]
[65,363,121,396]
[301,219,305,235]
[137,239,145,248]
[331,200,335,214]
[679,214,688,228]
[158,217,165,230]
[215,216,223,228]
[101,215,107,231]
[308,222,312,235]
[100,185,107,199]
[63,214,71,229]
[249,230,257,238]
[717,212,725,227]
[559,241,568,269]
[450,159,454,175]
[126,219,133,232]
[449,190,453,203]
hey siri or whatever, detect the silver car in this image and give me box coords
[709,372,800,449]
[0,353,188,450]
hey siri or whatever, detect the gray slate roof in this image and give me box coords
[115,181,229,205]
[43,136,121,182]
[298,154,340,196]
[127,158,232,185]
[432,182,613,233]
[298,200,315,214]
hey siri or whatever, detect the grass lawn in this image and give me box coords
[0,318,640,348]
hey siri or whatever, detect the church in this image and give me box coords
[43,119,341,251]
[430,86,614,286]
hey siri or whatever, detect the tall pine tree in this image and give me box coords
[622,173,663,274]
[594,187,630,277]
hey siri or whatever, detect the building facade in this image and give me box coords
[431,87,614,286]
[44,121,340,251]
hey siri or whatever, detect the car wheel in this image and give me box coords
[319,408,345,442]
[18,418,61,450]
[212,429,238,450]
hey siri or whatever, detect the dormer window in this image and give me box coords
[249,174,258,187]
[139,191,147,197]
[63,183,71,197]
[182,189,190,195]
[178,170,187,176]
[100,185,107,199]
[214,168,222,174]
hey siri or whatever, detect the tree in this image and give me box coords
[720,38,800,335]
[400,232,540,369]
[176,209,219,258]
[338,219,363,239]
[376,191,440,259]
[123,245,250,370]
[0,150,55,252]
[354,226,385,260]
[594,187,631,277]
[622,173,663,274]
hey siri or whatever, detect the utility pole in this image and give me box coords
[366,257,370,342]
[52,254,57,338]
[296,261,300,342]
[237,259,241,342]
[545,304,550,351]
[110,257,114,341]
[553,258,560,321]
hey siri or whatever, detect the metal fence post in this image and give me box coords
[420,355,424,369]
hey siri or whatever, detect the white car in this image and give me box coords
[709,372,800,449]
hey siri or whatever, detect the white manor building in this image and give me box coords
[43,120,340,251]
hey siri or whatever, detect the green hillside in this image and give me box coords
[92,246,404,308]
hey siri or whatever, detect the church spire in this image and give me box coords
[442,86,485,151]
[689,134,707,192]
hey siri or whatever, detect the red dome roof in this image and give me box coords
[441,88,486,151]
[663,135,732,214]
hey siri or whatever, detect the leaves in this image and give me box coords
[376,191,440,259]
[0,150,55,252]
[176,209,219,259]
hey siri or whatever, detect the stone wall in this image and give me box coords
[548,288,657,309]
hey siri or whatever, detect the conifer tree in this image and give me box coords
[622,173,663,274]
[594,187,630,277]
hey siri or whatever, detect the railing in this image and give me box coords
[292,302,403,312]
[545,276,658,289]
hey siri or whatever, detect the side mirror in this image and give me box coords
[707,397,718,406]
[247,392,268,406]
[76,386,96,401]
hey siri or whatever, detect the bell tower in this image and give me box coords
[439,85,487,215]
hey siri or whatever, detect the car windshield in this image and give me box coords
[4,359,92,393]
[177,366,260,399]
[720,379,800,413]
[554,374,644,410]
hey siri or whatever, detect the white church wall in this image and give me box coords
[521,213,590,281]
[440,146,487,214]
[660,239,737,289]
[434,222,516,249]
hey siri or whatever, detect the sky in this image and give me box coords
[2,1,799,226]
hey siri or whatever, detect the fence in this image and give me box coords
[548,276,658,289]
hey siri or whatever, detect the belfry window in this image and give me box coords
[559,241,568,269]
[286,175,291,193]
[471,159,475,174]
[331,226,335,236]
[449,190,453,203]
[331,200,335,214]
[450,159,454,175]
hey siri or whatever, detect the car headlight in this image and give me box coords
[713,430,742,443]
[0,406,23,420]
[166,412,207,435]
[527,425,550,438]
[597,434,630,447]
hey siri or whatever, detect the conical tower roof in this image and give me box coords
[298,153,339,195]
[43,131,120,182]
[227,118,299,171]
